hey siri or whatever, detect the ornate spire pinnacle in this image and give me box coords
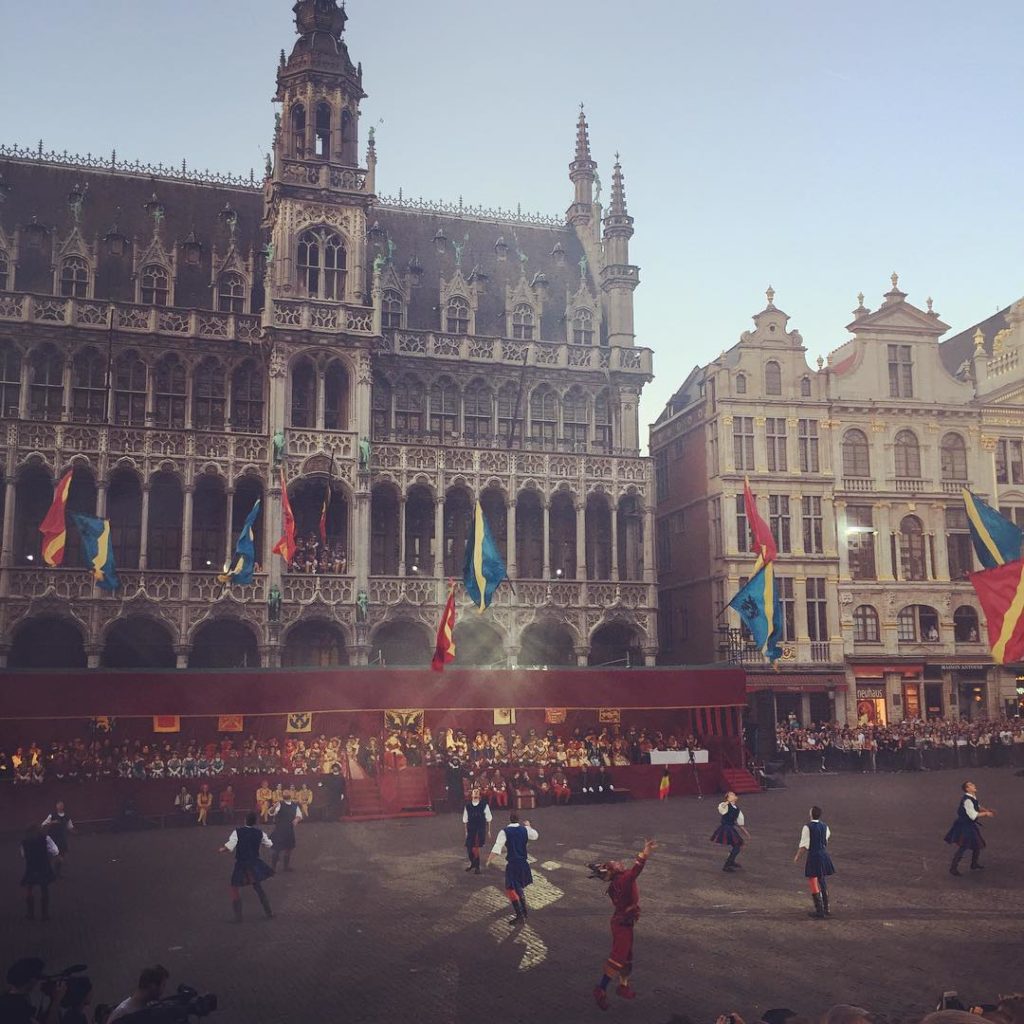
[574,103,593,165]
[765,285,775,308]
[277,0,362,98]
[609,154,628,216]
[974,328,986,353]
[884,270,907,304]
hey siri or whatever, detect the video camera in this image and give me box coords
[118,985,218,1024]
[39,964,88,997]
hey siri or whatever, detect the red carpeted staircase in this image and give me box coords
[719,767,761,794]
[343,769,434,822]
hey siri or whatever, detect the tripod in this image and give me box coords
[688,746,703,800]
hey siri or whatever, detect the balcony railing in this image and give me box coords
[889,477,926,493]
[841,477,873,491]
[270,298,373,334]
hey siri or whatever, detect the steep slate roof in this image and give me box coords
[0,159,266,310]
[939,304,1010,375]
[654,364,703,424]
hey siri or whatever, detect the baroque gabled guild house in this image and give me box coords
[653,278,1024,744]
[0,0,656,671]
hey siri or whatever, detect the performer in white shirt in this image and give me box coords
[218,811,275,921]
[794,805,834,919]
[944,780,995,876]
[462,785,492,874]
[487,813,538,925]
[710,791,750,872]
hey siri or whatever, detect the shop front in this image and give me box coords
[851,663,924,724]
[955,667,990,721]
[745,672,847,754]
[855,683,886,725]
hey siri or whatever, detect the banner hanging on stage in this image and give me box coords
[153,715,180,733]
[217,715,244,733]
[287,711,313,733]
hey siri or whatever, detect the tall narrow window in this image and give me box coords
[71,348,107,422]
[153,355,186,429]
[888,344,913,397]
[735,494,751,553]
[217,272,245,314]
[231,359,264,433]
[60,256,89,298]
[0,341,22,417]
[847,505,876,580]
[371,375,392,438]
[945,506,973,580]
[141,264,169,306]
[594,388,613,450]
[764,361,782,395]
[323,360,348,431]
[853,605,879,642]
[464,381,492,440]
[733,416,755,471]
[563,387,588,444]
[297,227,346,300]
[429,377,458,438]
[290,358,316,428]
[996,439,1024,485]
[572,307,594,345]
[193,358,226,430]
[497,383,519,445]
[114,351,147,426]
[0,249,9,290]
[315,102,332,159]
[806,577,828,642]
[735,373,747,395]
[28,344,64,420]
[382,290,403,329]
[529,386,557,443]
[512,303,535,341]
[842,429,870,477]
[899,514,926,580]
[894,430,921,478]
[394,376,424,435]
[801,495,823,553]
[768,494,791,553]
[765,417,787,472]
[710,496,722,557]
[655,449,669,504]
[798,419,819,472]
[800,376,811,397]
[708,418,719,475]
[290,104,306,158]
[446,296,469,334]
[777,576,796,641]
[940,433,967,481]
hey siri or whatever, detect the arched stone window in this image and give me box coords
[290,104,306,158]
[497,382,519,445]
[153,354,186,429]
[192,357,226,430]
[370,481,400,574]
[231,358,264,432]
[515,489,543,577]
[446,296,470,334]
[283,621,349,668]
[340,109,356,165]
[954,605,980,643]
[0,341,22,418]
[404,483,435,574]
[572,307,594,345]
[430,376,458,438]
[189,619,260,669]
[107,469,142,568]
[897,604,940,642]
[594,388,614,450]
[324,359,349,431]
[899,514,927,580]
[297,227,346,300]
[764,360,782,395]
[147,471,183,570]
[443,486,473,577]
[60,255,89,298]
[70,347,107,422]
[382,289,403,329]
[102,616,176,669]
[585,493,612,580]
[114,351,147,426]
[852,604,879,642]
[800,376,812,397]
[940,432,968,481]
[28,344,64,420]
[371,373,392,437]
[563,386,589,444]
[394,375,425,435]
[191,474,226,571]
[894,429,921,478]
[549,491,576,577]
[217,272,246,314]
[735,373,747,395]
[0,248,9,290]
[140,264,169,306]
[512,303,535,341]
[315,102,332,159]
[589,622,642,667]
[14,465,53,563]
[518,619,575,667]
[617,493,645,580]
[842,428,870,477]
[9,616,87,669]
[529,385,557,443]
[290,357,316,428]
[463,379,492,440]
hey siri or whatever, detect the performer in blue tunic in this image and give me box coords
[710,791,749,871]
[463,785,492,874]
[944,780,995,876]
[794,805,834,918]
[486,812,539,925]
[218,811,275,922]
[20,824,58,921]
[270,790,303,872]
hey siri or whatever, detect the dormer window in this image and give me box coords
[764,360,782,395]
[382,289,403,329]
[735,372,747,395]
[572,307,594,346]
[60,256,89,298]
[446,296,469,334]
[512,303,534,341]
[297,227,346,300]
[141,264,169,306]
[800,376,811,397]
[217,272,246,314]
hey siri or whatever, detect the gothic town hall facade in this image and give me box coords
[0,1,656,671]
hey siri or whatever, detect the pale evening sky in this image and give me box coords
[3,0,1023,443]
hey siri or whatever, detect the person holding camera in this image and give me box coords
[944,780,995,876]
[710,791,750,872]
[106,965,169,1023]
[219,811,274,922]
[0,958,64,1024]
[588,838,657,1010]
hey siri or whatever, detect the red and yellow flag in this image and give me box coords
[39,470,73,567]
[272,469,297,565]
[431,583,457,672]
[319,484,331,549]
[744,477,777,570]
[659,771,671,801]
[970,560,1024,664]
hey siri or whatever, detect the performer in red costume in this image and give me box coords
[588,837,657,1010]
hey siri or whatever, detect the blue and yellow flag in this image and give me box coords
[70,513,119,591]
[219,499,261,585]
[962,488,1022,569]
[728,561,783,663]
[463,501,506,611]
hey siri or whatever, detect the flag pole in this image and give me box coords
[105,304,115,425]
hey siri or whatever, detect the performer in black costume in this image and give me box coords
[486,812,539,925]
[710,791,749,871]
[944,780,995,876]
[41,801,74,877]
[20,824,58,921]
[462,785,492,874]
[794,805,835,919]
[270,789,303,872]
[219,811,274,921]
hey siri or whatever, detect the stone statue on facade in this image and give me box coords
[272,429,286,467]
[358,436,372,470]
[268,584,282,622]
[356,589,369,622]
